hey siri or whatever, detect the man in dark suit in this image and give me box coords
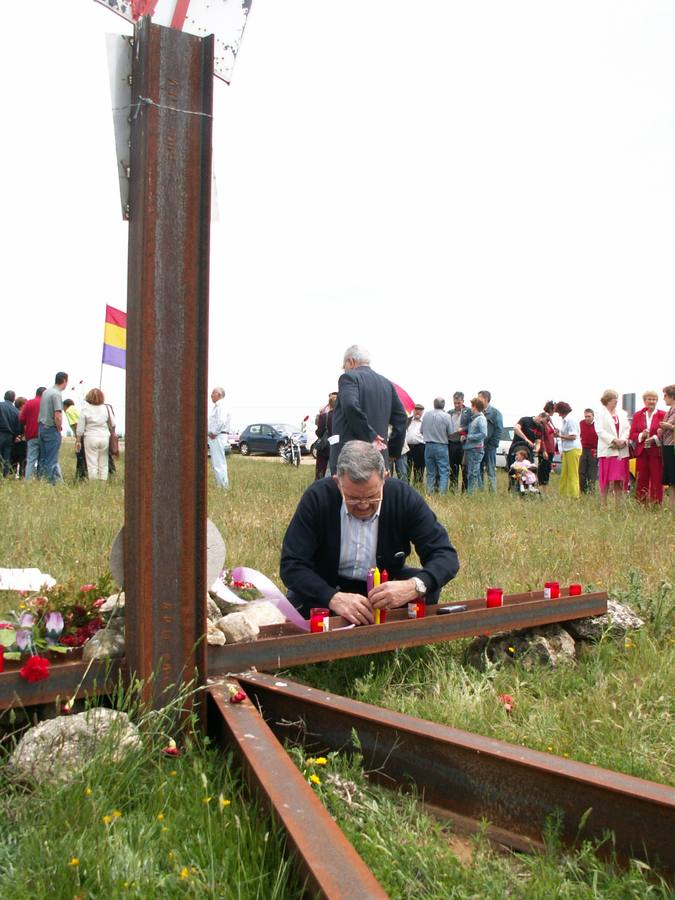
[281,441,460,624]
[329,344,408,472]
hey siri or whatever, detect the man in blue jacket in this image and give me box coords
[281,441,460,624]
[329,344,407,472]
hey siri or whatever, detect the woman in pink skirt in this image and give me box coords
[594,389,630,505]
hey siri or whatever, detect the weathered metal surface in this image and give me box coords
[237,673,675,876]
[124,19,213,709]
[0,657,124,711]
[208,593,608,674]
[207,684,388,899]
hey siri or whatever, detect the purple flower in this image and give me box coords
[19,612,35,629]
[45,611,64,642]
[15,629,33,652]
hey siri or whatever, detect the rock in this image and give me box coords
[99,591,125,615]
[83,627,126,660]
[564,600,645,643]
[465,624,576,671]
[216,613,259,643]
[8,708,141,785]
[207,619,227,646]
[242,601,286,628]
[207,597,222,623]
[215,601,286,644]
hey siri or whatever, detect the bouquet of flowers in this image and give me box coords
[208,568,263,614]
[0,573,113,663]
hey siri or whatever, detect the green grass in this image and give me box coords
[1,449,673,896]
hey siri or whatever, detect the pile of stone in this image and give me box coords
[465,599,644,671]
[82,588,287,660]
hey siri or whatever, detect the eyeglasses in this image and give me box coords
[339,485,383,507]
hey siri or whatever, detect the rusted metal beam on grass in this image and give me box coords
[124,19,213,709]
[0,657,124,711]
[238,673,675,876]
[207,684,388,900]
[208,593,608,674]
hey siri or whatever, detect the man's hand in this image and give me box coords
[329,592,375,625]
[372,435,387,452]
[369,578,419,610]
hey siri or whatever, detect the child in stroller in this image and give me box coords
[510,448,540,494]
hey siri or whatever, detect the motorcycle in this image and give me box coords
[279,435,302,467]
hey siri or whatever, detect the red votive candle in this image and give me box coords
[544,582,560,600]
[486,588,504,608]
[310,608,330,633]
[569,583,582,596]
[407,600,426,619]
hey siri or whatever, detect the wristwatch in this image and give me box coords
[411,577,427,597]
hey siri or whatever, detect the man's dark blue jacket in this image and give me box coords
[331,365,407,464]
[280,477,459,617]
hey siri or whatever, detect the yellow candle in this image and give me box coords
[373,567,381,587]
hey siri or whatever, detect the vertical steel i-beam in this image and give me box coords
[124,18,213,708]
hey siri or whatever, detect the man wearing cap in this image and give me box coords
[406,403,426,483]
[281,440,459,624]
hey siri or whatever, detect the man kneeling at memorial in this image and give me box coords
[281,441,459,625]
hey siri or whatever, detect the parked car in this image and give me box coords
[238,423,307,457]
[496,426,514,468]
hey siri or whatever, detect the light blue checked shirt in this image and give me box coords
[337,502,380,582]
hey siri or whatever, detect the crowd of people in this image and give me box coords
[311,346,675,509]
[0,372,119,485]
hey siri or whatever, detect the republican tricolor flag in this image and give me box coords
[102,305,127,370]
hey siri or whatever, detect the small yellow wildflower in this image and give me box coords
[563,753,569,758]
[546,746,553,753]
[202,796,212,805]
[112,810,122,819]
[624,638,634,649]
[102,815,112,825]
[84,787,92,797]
[169,770,177,777]
[157,812,165,821]
[161,827,169,833]
[309,774,321,785]
[179,867,189,881]
[69,857,79,867]
[314,757,328,765]
[507,647,516,654]
[305,757,317,765]
[218,794,231,810]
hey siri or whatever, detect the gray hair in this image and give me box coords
[212,386,225,398]
[452,391,464,401]
[342,344,371,366]
[433,396,445,409]
[336,441,385,482]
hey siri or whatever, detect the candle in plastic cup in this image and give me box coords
[544,582,560,600]
[569,583,582,596]
[486,588,503,608]
[310,608,330,633]
[407,600,426,619]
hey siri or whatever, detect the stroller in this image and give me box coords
[509,451,540,495]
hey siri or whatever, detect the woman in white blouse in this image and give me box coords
[594,389,630,505]
[76,388,115,481]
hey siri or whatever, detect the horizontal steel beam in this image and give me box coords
[208,592,608,674]
[0,657,124,711]
[207,683,388,899]
[237,672,675,877]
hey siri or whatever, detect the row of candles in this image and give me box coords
[309,578,584,632]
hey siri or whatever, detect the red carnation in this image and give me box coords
[229,690,246,705]
[19,655,50,684]
[498,693,515,714]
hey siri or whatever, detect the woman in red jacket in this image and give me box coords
[629,390,665,504]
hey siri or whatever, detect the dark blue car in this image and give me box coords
[238,423,307,456]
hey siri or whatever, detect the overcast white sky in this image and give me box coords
[2,1,673,431]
